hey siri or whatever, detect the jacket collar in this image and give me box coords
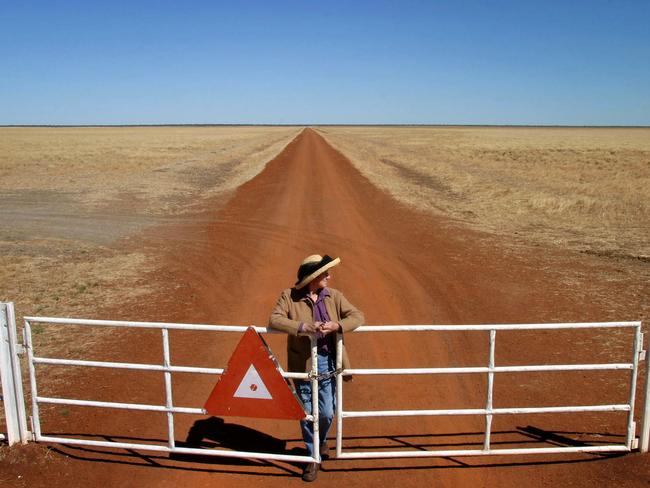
[292,286,330,302]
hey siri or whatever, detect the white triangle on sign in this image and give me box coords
[233,364,273,399]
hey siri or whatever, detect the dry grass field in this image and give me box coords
[0,126,300,353]
[319,126,650,261]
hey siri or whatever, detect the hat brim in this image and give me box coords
[295,257,341,290]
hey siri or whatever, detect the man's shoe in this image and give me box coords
[302,462,319,482]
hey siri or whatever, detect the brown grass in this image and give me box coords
[0,126,300,215]
[318,126,650,261]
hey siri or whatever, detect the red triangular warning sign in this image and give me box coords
[204,327,306,420]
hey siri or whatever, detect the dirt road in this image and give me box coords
[3,128,648,487]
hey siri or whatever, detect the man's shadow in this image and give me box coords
[171,417,300,466]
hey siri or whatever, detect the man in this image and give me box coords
[269,254,364,482]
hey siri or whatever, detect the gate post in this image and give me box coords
[641,321,650,452]
[0,302,29,445]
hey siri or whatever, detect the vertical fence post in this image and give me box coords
[161,328,175,449]
[483,329,496,451]
[24,319,41,442]
[310,335,320,462]
[336,332,343,458]
[640,322,650,452]
[626,324,642,449]
[0,302,29,444]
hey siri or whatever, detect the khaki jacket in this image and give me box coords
[268,287,364,373]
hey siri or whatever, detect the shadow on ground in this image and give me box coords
[42,419,626,477]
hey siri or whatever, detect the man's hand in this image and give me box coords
[301,322,321,333]
[319,321,341,335]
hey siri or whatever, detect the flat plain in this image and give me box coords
[1,126,649,488]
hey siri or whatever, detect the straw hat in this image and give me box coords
[294,254,341,290]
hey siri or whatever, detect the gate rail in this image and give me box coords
[334,322,647,459]
[1,302,649,463]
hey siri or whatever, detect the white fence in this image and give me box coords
[1,302,649,464]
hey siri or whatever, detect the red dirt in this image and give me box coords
[2,128,649,487]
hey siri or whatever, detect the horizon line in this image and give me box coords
[2,123,649,129]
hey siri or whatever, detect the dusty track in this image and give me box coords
[4,128,648,487]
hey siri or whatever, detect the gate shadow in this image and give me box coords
[321,425,626,474]
[44,420,627,476]
[170,416,299,463]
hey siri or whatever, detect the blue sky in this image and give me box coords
[2,1,649,125]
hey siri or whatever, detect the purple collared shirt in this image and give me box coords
[313,288,334,354]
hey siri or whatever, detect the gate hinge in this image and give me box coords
[15,344,25,355]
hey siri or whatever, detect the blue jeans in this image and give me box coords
[294,352,336,457]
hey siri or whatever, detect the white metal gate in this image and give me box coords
[2,302,649,463]
[20,315,321,464]
[334,322,648,458]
